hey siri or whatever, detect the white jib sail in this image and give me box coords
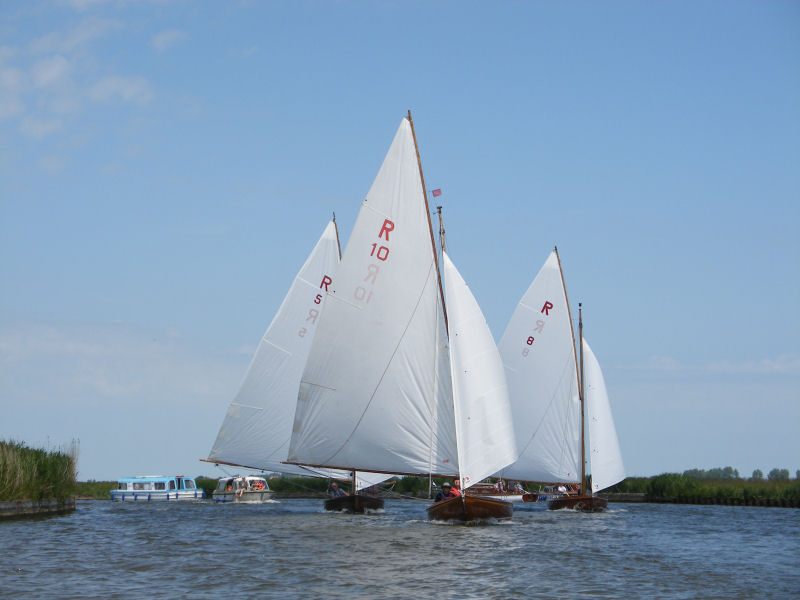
[497,250,581,483]
[583,338,625,493]
[207,221,341,476]
[442,251,518,490]
[288,117,458,476]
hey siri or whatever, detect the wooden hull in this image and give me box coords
[547,495,608,512]
[324,495,384,513]
[427,495,513,522]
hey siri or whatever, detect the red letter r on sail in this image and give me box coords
[541,301,553,315]
[379,219,394,241]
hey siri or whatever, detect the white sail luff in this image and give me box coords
[287,117,458,476]
[584,338,625,492]
[443,252,518,490]
[497,251,581,483]
[207,221,340,475]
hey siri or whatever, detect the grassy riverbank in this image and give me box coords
[0,440,77,502]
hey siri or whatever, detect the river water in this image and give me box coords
[2,499,798,599]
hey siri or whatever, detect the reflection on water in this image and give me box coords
[2,499,799,599]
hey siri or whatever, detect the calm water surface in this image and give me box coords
[2,499,798,599]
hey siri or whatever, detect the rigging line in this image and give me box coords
[322,261,440,465]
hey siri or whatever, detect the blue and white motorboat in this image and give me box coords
[110,475,205,502]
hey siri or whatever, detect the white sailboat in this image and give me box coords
[286,112,518,520]
[203,219,389,502]
[498,248,624,511]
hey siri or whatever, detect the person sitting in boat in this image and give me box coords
[451,480,462,497]
[434,482,458,502]
[329,482,346,497]
[513,481,525,494]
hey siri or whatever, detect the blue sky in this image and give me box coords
[1,1,798,481]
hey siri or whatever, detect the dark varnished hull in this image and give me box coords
[547,495,608,512]
[427,495,513,522]
[324,494,384,513]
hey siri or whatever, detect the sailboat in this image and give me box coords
[203,218,390,503]
[286,112,518,521]
[498,248,625,512]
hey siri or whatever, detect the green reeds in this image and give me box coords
[0,440,77,502]
[604,473,800,504]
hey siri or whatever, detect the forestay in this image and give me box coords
[497,250,581,483]
[442,252,517,489]
[287,118,458,476]
[583,338,626,493]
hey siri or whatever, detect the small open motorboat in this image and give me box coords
[212,476,276,503]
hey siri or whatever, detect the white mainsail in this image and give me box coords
[287,117,458,477]
[207,221,340,475]
[584,338,625,493]
[497,250,581,483]
[206,219,391,491]
[442,251,517,489]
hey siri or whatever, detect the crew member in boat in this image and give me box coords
[451,480,462,497]
[434,482,458,502]
[329,482,346,497]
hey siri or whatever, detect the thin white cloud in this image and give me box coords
[707,355,800,375]
[58,0,111,11]
[19,116,63,139]
[0,64,25,120]
[31,55,72,88]
[151,29,188,52]
[0,321,241,405]
[89,75,154,105]
[241,45,258,58]
[625,353,800,375]
[37,154,69,173]
[29,17,119,55]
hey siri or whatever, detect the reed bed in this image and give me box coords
[605,473,800,503]
[0,440,77,502]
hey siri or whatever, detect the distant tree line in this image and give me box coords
[683,466,739,480]
[679,466,797,482]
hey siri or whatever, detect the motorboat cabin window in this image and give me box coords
[117,483,127,490]
[133,482,151,490]
[169,480,176,490]
[154,482,166,490]
[184,480,195,489]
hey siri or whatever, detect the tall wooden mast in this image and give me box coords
[579,303,587,497]
[407,109,449,332]
[436,206,446,253]
[555,246,584,494]
[332,211,342,260]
